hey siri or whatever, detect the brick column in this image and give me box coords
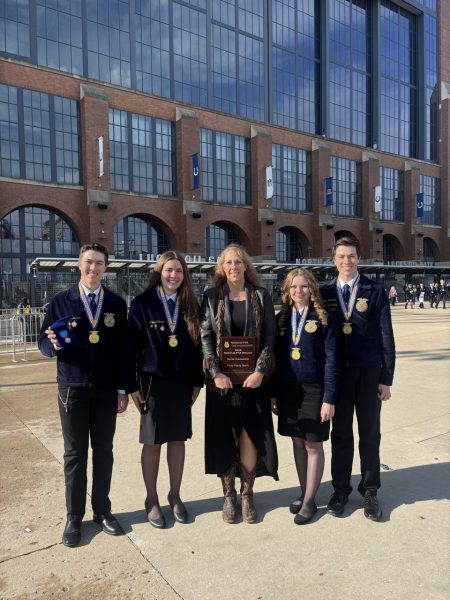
[362,155,381,260]
[404,164,421,260]
[250,125,273,259]
[175,108,202,254]
[311,142,333,257]
[79,84,112,248]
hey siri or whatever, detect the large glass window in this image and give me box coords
[87,0,131,87]
[0,84,81,185]
[425,14,438,162]
[54,96,81,185]
[0,84,20,178]
[272,0,319,134]
[114,216,169,258]
[331,156,362,217]
[420,175,440,226]
[0,206,79,280]
[329,0,370,146]
[276,228,303,263]
[211,1,264,120]
[109,109,176,196]
[200,128,250,205]
[205,223,240,259]
[23,89,52,182]
[36,0,83,75]
[379,167,404,222]
[173,2,207,106]
[380,0,416,157]
[135,0,170,97]
[0,0,30,57]
[272,144,311,212]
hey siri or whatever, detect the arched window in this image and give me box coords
[276,228,303,263]
[0,206,79,280]
[383,237,396,264]
[205,223,240,259]
[423,238,436,265]
[114,217,169,259]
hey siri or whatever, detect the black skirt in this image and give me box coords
[139,375,193,445]
[204,381,279,479]
[277,381,330,442]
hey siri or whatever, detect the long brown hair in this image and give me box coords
[279,268,328,327]
[212,243,262,289]
[146,250,200,345]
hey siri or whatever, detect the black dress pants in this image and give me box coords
[330,366,382,497]
[58,385,117,517]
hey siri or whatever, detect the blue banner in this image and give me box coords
[416,192,424,218]
[325,177,333,206]
[192,153,199,190]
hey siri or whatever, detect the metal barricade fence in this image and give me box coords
[0,308,45,361]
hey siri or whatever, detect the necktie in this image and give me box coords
[88,292,97,314]
[167,298,176,318]
[343,284,350,305]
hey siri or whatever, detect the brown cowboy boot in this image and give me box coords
[220,464,237,524]
[240,464,257,524]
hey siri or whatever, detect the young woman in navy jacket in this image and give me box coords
[272,268,339,525]
[123,251,203,528]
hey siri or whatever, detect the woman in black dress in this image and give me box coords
[271,268,339,524]
[123,251,203,528]
[200,244,278,524]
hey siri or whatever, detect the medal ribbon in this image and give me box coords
[158,285,179,334]
[336,275,360,322]
[291,305,309,348]
[79,284,104,329]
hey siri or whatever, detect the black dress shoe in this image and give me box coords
[289,496,304,515]
[363,494,382,521]
[294,503,317,525]
[326,492,348,517]
[145,500,166,529]
[168,492,188,524]
[93,513,123,536]
[62,516,82,547]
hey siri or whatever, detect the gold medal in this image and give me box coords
[305,320,317,333]
[169,335,178,348]
[343,323,352,335]
[291,347,301,360]
[355,298,368,312]
[89,331,100,344]
[104,313,115,327]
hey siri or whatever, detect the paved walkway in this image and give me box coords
[1,305,449,600]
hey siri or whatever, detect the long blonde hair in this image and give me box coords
[279,268,328,327]
[212,244,262,289]
[146,250,200,345]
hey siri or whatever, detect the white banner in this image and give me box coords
[98,135,104,178]
[374,185,382,213]
[266,166,273,199]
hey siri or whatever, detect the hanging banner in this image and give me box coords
[325,177,333,206]
[416,192,424,218]
[98,136,104,178]
[192,153,199,189]
[374,185,382,213]
[265,165,273,199]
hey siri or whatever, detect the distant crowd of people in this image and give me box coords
[392,280,449,309]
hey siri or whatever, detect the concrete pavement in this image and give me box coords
[1,305,449,600]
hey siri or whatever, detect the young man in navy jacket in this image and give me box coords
[321,237,395,521]
[39,243,128,547]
